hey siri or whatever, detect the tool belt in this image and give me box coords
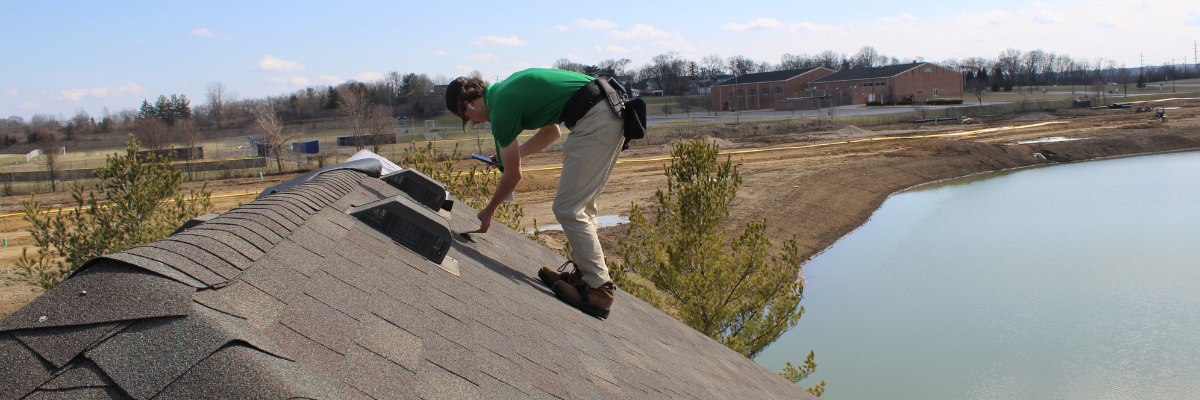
[560,78,647,151]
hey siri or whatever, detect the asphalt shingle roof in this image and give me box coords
[714,68,825,86]
[0,160,817,399]
[812,62,927,83]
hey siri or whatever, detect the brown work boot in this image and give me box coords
[538,260,583,288]
[552,280,615,319]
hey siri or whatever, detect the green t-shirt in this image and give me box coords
[485,68,593,165]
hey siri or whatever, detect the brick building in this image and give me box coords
[710,67,834,111]
[787,62,963,109]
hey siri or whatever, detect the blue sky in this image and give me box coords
[2,0,1196,120]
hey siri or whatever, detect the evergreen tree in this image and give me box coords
[618,139,814,378]
[618,140,821,392]
[1136,74,1147,89]
[977,67,989,84]
[15,139,213,290]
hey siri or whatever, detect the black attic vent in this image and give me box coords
[348,195,451,264]
[380,169,454,215]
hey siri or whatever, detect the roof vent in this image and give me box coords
[379,169,454,217]
[347,195,458,275]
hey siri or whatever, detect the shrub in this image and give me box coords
[16,139,212,290]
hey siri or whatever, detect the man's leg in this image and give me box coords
[553,102,624,289]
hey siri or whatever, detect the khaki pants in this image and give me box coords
[553,102,624,289]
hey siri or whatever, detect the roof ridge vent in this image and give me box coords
[347,195,459,275]
[379,169,454,217]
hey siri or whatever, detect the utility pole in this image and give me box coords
[1140,52,1145,91]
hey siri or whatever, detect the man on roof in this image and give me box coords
[445,69,623,319]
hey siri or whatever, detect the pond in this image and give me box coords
[756,150,1200,399]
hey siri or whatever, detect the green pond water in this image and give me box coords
[756,150,1200,399]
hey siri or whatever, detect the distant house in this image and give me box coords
[709,67,835,111]
[785,62,963,109]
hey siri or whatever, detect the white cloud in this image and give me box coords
[1094,17,1122,29]
[454,64,474,73]
[114,82,146,96]
[19,103,40,110]
[956,9,1013,27]
[552,25,569,32]
[786,22,840,34]
[1187,10,1200,26]
[610,24,672,40]
[1031,3,1062,23]
[354,71,384,81]
[575,18,617,29]
[255,55,306,72]
[189,28,232,40]
[190,28,215,37]
[467,53,499,62]
[476,35,526,46]
[720,18,783,31]
[50,83,144,101]
[316,75,342,84]
[431,49,450,56]
[878,16,915,31]
[512,61,536,69]
[5,89,18,97]
[901,14,918,21]
[595,44,631,54]
[290,76,311,86]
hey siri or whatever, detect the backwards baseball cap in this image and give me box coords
[444,77,475,133]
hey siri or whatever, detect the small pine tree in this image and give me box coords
[15,139,212,290]
[1136,74,1147,89]
[618,139,817,385]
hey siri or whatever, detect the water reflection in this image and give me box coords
[756,151,1200,399]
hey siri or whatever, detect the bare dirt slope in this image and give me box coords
[2,102,1198,317]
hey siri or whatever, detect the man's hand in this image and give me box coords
[477,206,496,233]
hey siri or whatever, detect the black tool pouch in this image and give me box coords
[596,78,645,151]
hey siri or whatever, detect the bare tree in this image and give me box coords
[852,46,882,68]
[364,104,396,153]
[251,103,294,173]
[726,55,758,77]
[134,118,170,151]
[701,54,726,77]
[175,119,202,180]
[337,85,372,142]
[37,130,62,192]
[206,82,230,129]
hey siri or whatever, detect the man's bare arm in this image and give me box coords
[477,141,522,233]
[518,125,562,157]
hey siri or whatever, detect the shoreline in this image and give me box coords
[795,145,1200,267]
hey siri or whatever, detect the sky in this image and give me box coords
[2,0,1197,120]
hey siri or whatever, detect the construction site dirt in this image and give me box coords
[2,100,1199,317]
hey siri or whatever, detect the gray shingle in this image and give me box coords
[121,245,226,287]
[278,294,357,355]
[304,270,370,321]
[417,360,482,400]
[24,387,129,400]
[267,239,325,278]
[162,235,255,269]
[173,230,266,261]
[153,344,336,400]
[184,225,271,255]
[339,344,419,399]
[0,333,56,399]
[237,256,307,305]
[219,211,293,237]
[11,321,129,368]
[353,312,423,373]
[86,303,287,399]
[204,219,283,245]
[0,263,192,332]
[142,241,240,281]
[37,359,113,390]
[97,252,206,288]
